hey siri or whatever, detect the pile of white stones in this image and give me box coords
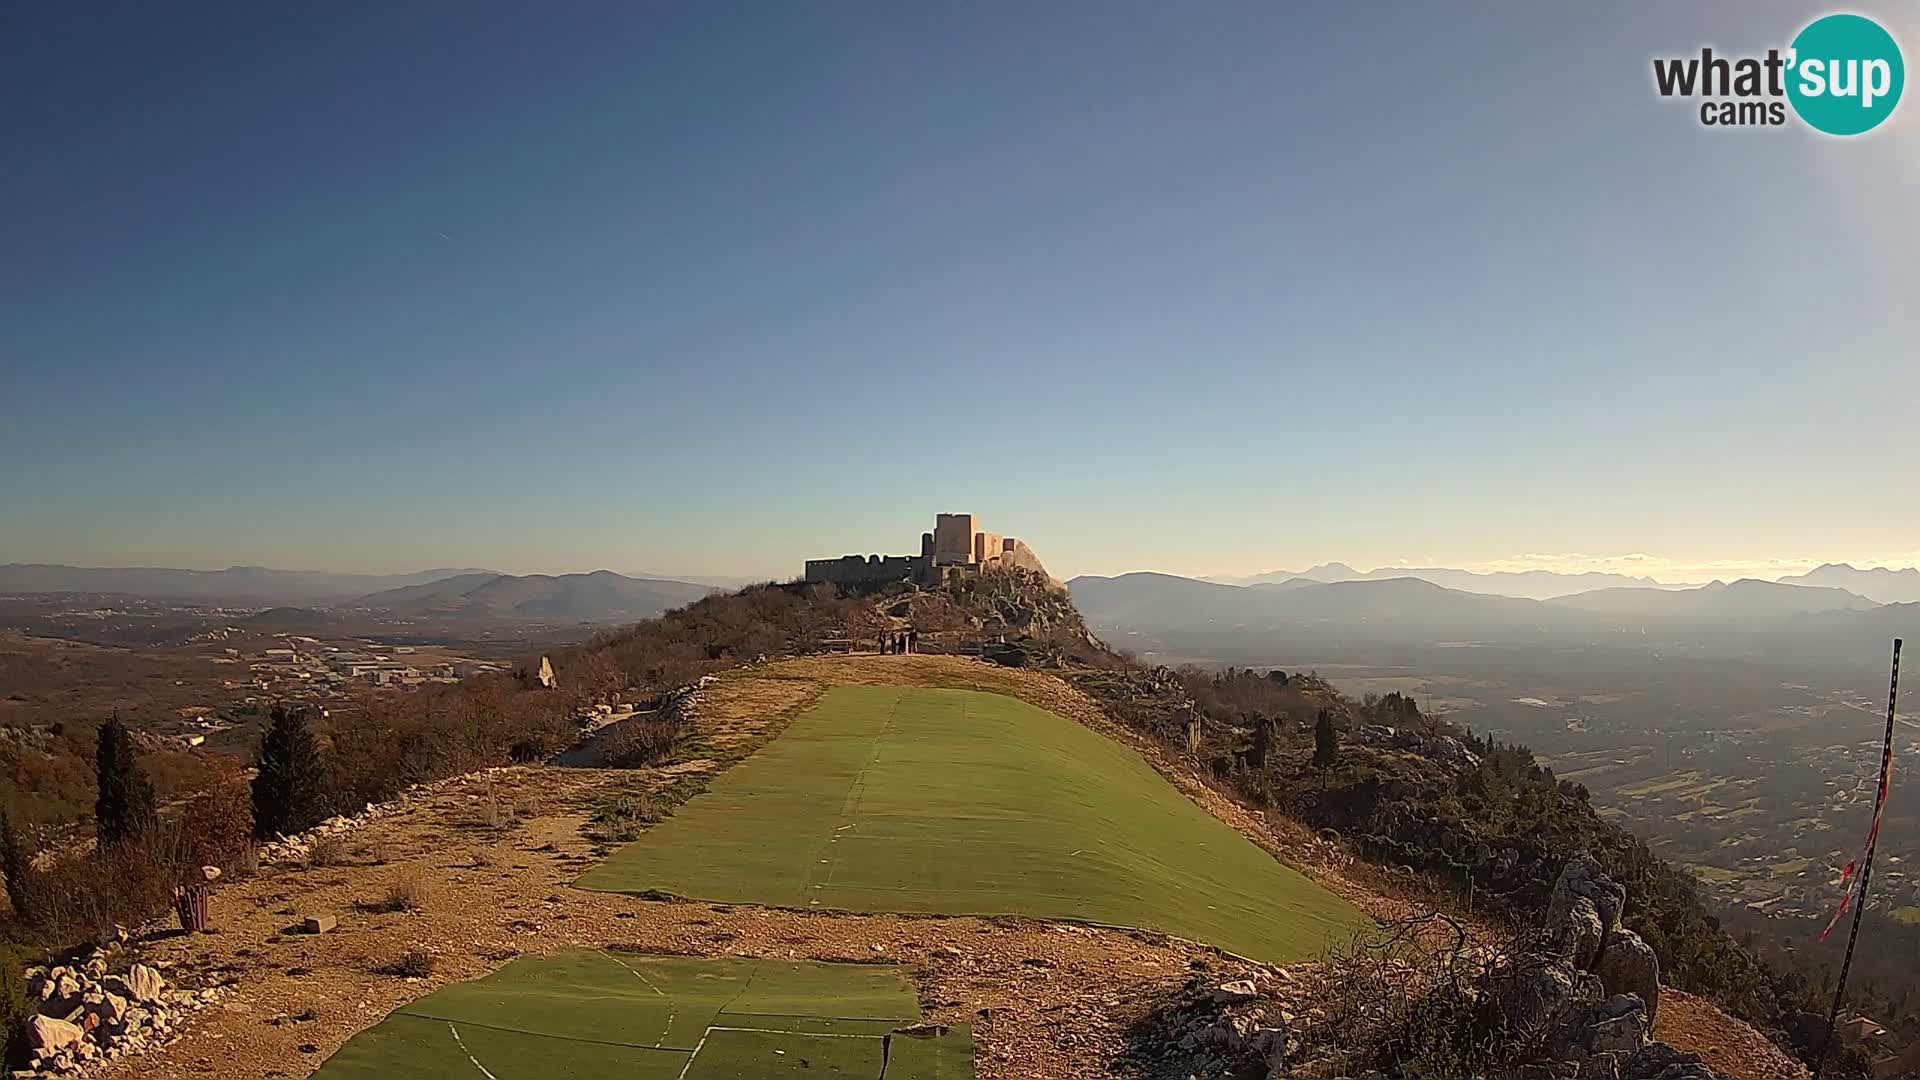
[17,953,224,1077]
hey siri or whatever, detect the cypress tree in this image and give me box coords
[1248,713,1274,770]
[1313,708,1339,767]
[94,717,157,846]
[1,944,31,1074]
[252,705,328,839]
[0,810,32,927]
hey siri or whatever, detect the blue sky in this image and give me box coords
[4,2,1916,581]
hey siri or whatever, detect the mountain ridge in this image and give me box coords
[341,569,715,623]
[1208,563,1673,599]
[0,563,500,605]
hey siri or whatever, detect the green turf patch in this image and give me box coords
[887,1025,979,1080]
[684,1028,882,1077]
[310,1013,692,1080]
[311,953,972,1079]
[578,685,1366,962]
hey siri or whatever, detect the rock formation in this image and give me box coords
[1132,853,1731,1080]
[17,951,226,1076]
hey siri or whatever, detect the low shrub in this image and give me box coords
[360,869,428,914]
[306,835,349,868]
[372,949,435,978]
[586,794,662,843]
[597,717,685,769]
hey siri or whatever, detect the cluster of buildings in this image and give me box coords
[804,513,1050,588]
[220,636,504,699]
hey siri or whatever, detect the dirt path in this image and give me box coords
[1658,990,1808,1080]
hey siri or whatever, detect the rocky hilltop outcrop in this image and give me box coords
[1135,853,1733,1080]
[1483,852,1695,1080]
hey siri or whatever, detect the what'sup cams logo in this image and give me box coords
[1653,12,1904,135]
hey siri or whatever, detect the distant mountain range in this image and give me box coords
[1206,560,1920,604]
[1773,563,1920,605]
[0,563,718,623]
[1207,562,1671,600]
[1067,571,1908,673]
[0,564,498,605]
[1069,572,1550,643]
[342,571,714,623]
[1545,578,1878,617]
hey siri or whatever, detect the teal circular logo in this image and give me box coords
[1787,14,1904,135]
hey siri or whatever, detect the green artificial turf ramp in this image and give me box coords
[886,1025,978,1080]
[309,1013,691,1079]
[683,1028,882,1077]
[578,685,1366,962]
[310,953,972,1079]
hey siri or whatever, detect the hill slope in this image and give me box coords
[1216,563,1669,598]
[1775,562,1920,604]
[0,563,496,605]
[1547,577,1878,616]
[578,683,1364,963]
[343,570,713,622]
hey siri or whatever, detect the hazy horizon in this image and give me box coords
[5,544,1919,589]
[7,3,1916,584]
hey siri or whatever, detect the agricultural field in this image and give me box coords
[579,685,1364,963]
[312,952,973,1079]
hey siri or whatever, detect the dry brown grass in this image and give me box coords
[306,835,349,868]
[357,868,428,914]
[371,949,435,978]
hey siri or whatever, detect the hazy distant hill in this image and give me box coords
[1774,563,1920,605]
[343,571,714,623]
[0,564,497,605]
[1210,563,1669,599]
[629,571,774,590]
[1069,569,1913,675]
[1546,578,1878,617]
[1069,572,1549,639]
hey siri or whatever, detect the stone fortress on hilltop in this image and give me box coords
[804,513,1050,588]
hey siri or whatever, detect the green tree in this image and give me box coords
[0,810,32,927]
[0,944,29,1074]
[1313,708,1339,767]
[1247,713,1274,769]
[94,717,157,846]
[252,706,328,839]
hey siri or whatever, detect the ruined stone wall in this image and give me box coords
[933,513,978,565]
[989,537,1048,576]
[805,515,1050,587]
[972,531,1005,564]
[804,554,931,586]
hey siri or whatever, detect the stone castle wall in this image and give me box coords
[803,553,933,587]
[933,513,977,565]
[805,514,1049,587]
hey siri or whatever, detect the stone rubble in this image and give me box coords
[1134,963,1322,1080]
[16,950,226,1078]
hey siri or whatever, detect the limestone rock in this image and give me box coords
[28,1014,86,1054]
[1595,929,1660,1024]
[1547,853,1623,968]
[1210,979,1259,1004]
[120,964,167,1004]
[1585,996,1651,1055]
